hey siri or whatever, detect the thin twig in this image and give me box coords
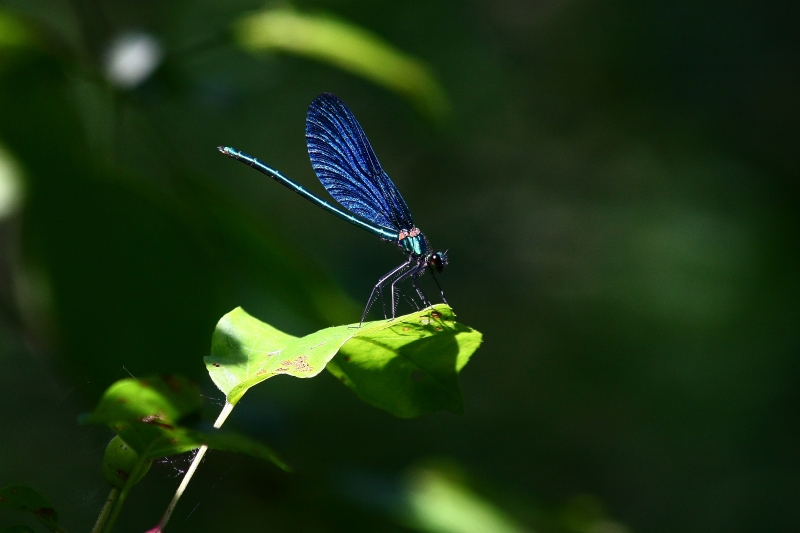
[147,402,235,533]
[89,487,119,533]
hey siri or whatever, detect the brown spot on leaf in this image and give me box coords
[163,375,182,392]
[212,363,220,367]
[343,356,351,362]
[431,311,442,319]
[35,507,56,519]
[402,327,410,331]
[140,414,174,430]
[435,326,442,331]
[115,469,130,480]
[279,355,313,373]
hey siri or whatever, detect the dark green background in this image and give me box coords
[0,1,797,532]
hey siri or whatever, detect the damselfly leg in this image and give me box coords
[429,266,448,305]
[388,262,431,318]
[411,269,432,308]
[361,259,414,325]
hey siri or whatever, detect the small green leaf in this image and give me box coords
[102,436,152,489]
[207,305,481,418]
[329,305,482,417]
[0,485,61,533]
[84,374,203,427]
[233,8,449,121]
[83,375,287,469]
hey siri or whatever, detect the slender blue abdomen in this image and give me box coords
[218,146,399,242]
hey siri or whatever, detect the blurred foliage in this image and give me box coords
[0,1,798,533]
[235,7,449,121]
[0,485,61,533]
[83,375,286,468]
[0,10,34,49]
[400,463,527,533]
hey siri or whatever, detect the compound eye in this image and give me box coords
[431,251,448,272]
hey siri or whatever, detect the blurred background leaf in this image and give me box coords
[400,463,527,533]
[234,7,449,121]
[0,10,35,49]
[0,1,798,533]
[0,485,60,533]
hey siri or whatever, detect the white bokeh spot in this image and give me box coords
[105,32,164,88]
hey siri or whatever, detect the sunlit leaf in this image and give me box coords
[329,305,482,417]
[206,305,481,418]
[82,375,287,469]
[234,8,449,120]
[0,485,61,533]
[206,306,366,405]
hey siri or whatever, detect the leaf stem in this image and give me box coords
[89,487,119,533]
[101,457,150,533]
[149,402,235,532]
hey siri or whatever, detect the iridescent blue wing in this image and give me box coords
[306,93,414,233]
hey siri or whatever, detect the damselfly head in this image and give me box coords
[430,251,448,272]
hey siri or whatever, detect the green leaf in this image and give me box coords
[83,374,203,428]
[206,306,362,405]
[195,428,288,470]
[206,305,482,418]
[98,422,288,470]
[102,435,152,489]
[233,8,449,121]
[0,485,61,533]
[82,375,287,470]
[328,305,482,417]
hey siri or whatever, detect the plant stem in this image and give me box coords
[90,487,119,533]
[101,457,151,533]
[149,402,235,532]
